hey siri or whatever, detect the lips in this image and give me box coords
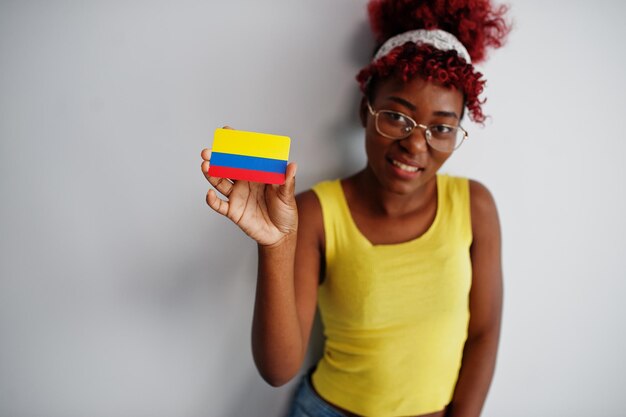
[388,157,425,173]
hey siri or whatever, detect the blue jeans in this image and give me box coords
[285,368,348,417]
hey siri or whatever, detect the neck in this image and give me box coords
[351,167,437,217]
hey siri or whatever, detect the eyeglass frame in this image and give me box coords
[366,101,469,152]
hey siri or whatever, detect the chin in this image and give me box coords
[387,179,427,195]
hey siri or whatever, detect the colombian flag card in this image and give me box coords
[208,128,291,185]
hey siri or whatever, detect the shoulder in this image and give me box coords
[296,178,344,254]
[296,189,325,252]
[296,189,322,215]
[297,178,341,221]
[469,179,497,213]
[468,179,500,241]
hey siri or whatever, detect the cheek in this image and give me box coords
[364,134,388,163]
[364,138,377,163]
[430,150,453,167]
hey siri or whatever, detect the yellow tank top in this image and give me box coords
[310,174,473,417]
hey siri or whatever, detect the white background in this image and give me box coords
[1,1,625,416]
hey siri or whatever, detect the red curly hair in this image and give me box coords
[356,0,511,124]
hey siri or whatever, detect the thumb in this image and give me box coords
[278,162,297,199]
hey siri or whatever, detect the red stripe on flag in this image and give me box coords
[209,165,286,185]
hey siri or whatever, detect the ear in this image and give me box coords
[359,96,368,128]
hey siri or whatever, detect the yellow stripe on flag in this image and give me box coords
[213,128,290,161]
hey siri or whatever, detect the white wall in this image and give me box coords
[1,1,625,416]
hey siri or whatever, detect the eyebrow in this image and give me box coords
[386,96,459,120]
[433,110,459,120]
[387,96,416,111]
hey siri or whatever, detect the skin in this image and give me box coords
[200,76,502,417]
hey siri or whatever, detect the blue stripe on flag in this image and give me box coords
[210,152,287,174]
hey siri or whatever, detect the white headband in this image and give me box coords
[373,29,471,64]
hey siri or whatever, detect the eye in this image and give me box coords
[430,124,457,137]
[381,111,410,125]
[431,124,453,134]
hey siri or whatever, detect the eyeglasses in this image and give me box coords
[367,101,468,152]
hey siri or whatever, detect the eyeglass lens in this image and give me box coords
[376,110,464,152]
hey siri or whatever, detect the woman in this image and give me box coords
[201,1,509,416]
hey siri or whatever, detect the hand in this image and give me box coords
[200,129,298,247]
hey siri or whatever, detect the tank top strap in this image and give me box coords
[311,179,353,266]
[437,174,473,244]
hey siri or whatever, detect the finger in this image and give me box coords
[202,126,239,197]
[206,189,230,216]
[201,159,210,174]
[278,162,297,200]
[200,149,233,197]
[286,161,297,180]
[201,160,234,196]
[210,176,234,197]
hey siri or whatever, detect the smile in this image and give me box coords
[390,159,422,173]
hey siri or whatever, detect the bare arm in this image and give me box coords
[201,145,322,386]
[251,191,323,386]
[447,180,503,417]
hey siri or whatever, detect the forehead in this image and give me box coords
[372,75,463,111]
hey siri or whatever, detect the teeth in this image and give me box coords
[391,159,420,172]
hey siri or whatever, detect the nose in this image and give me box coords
[399,126,429,154]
